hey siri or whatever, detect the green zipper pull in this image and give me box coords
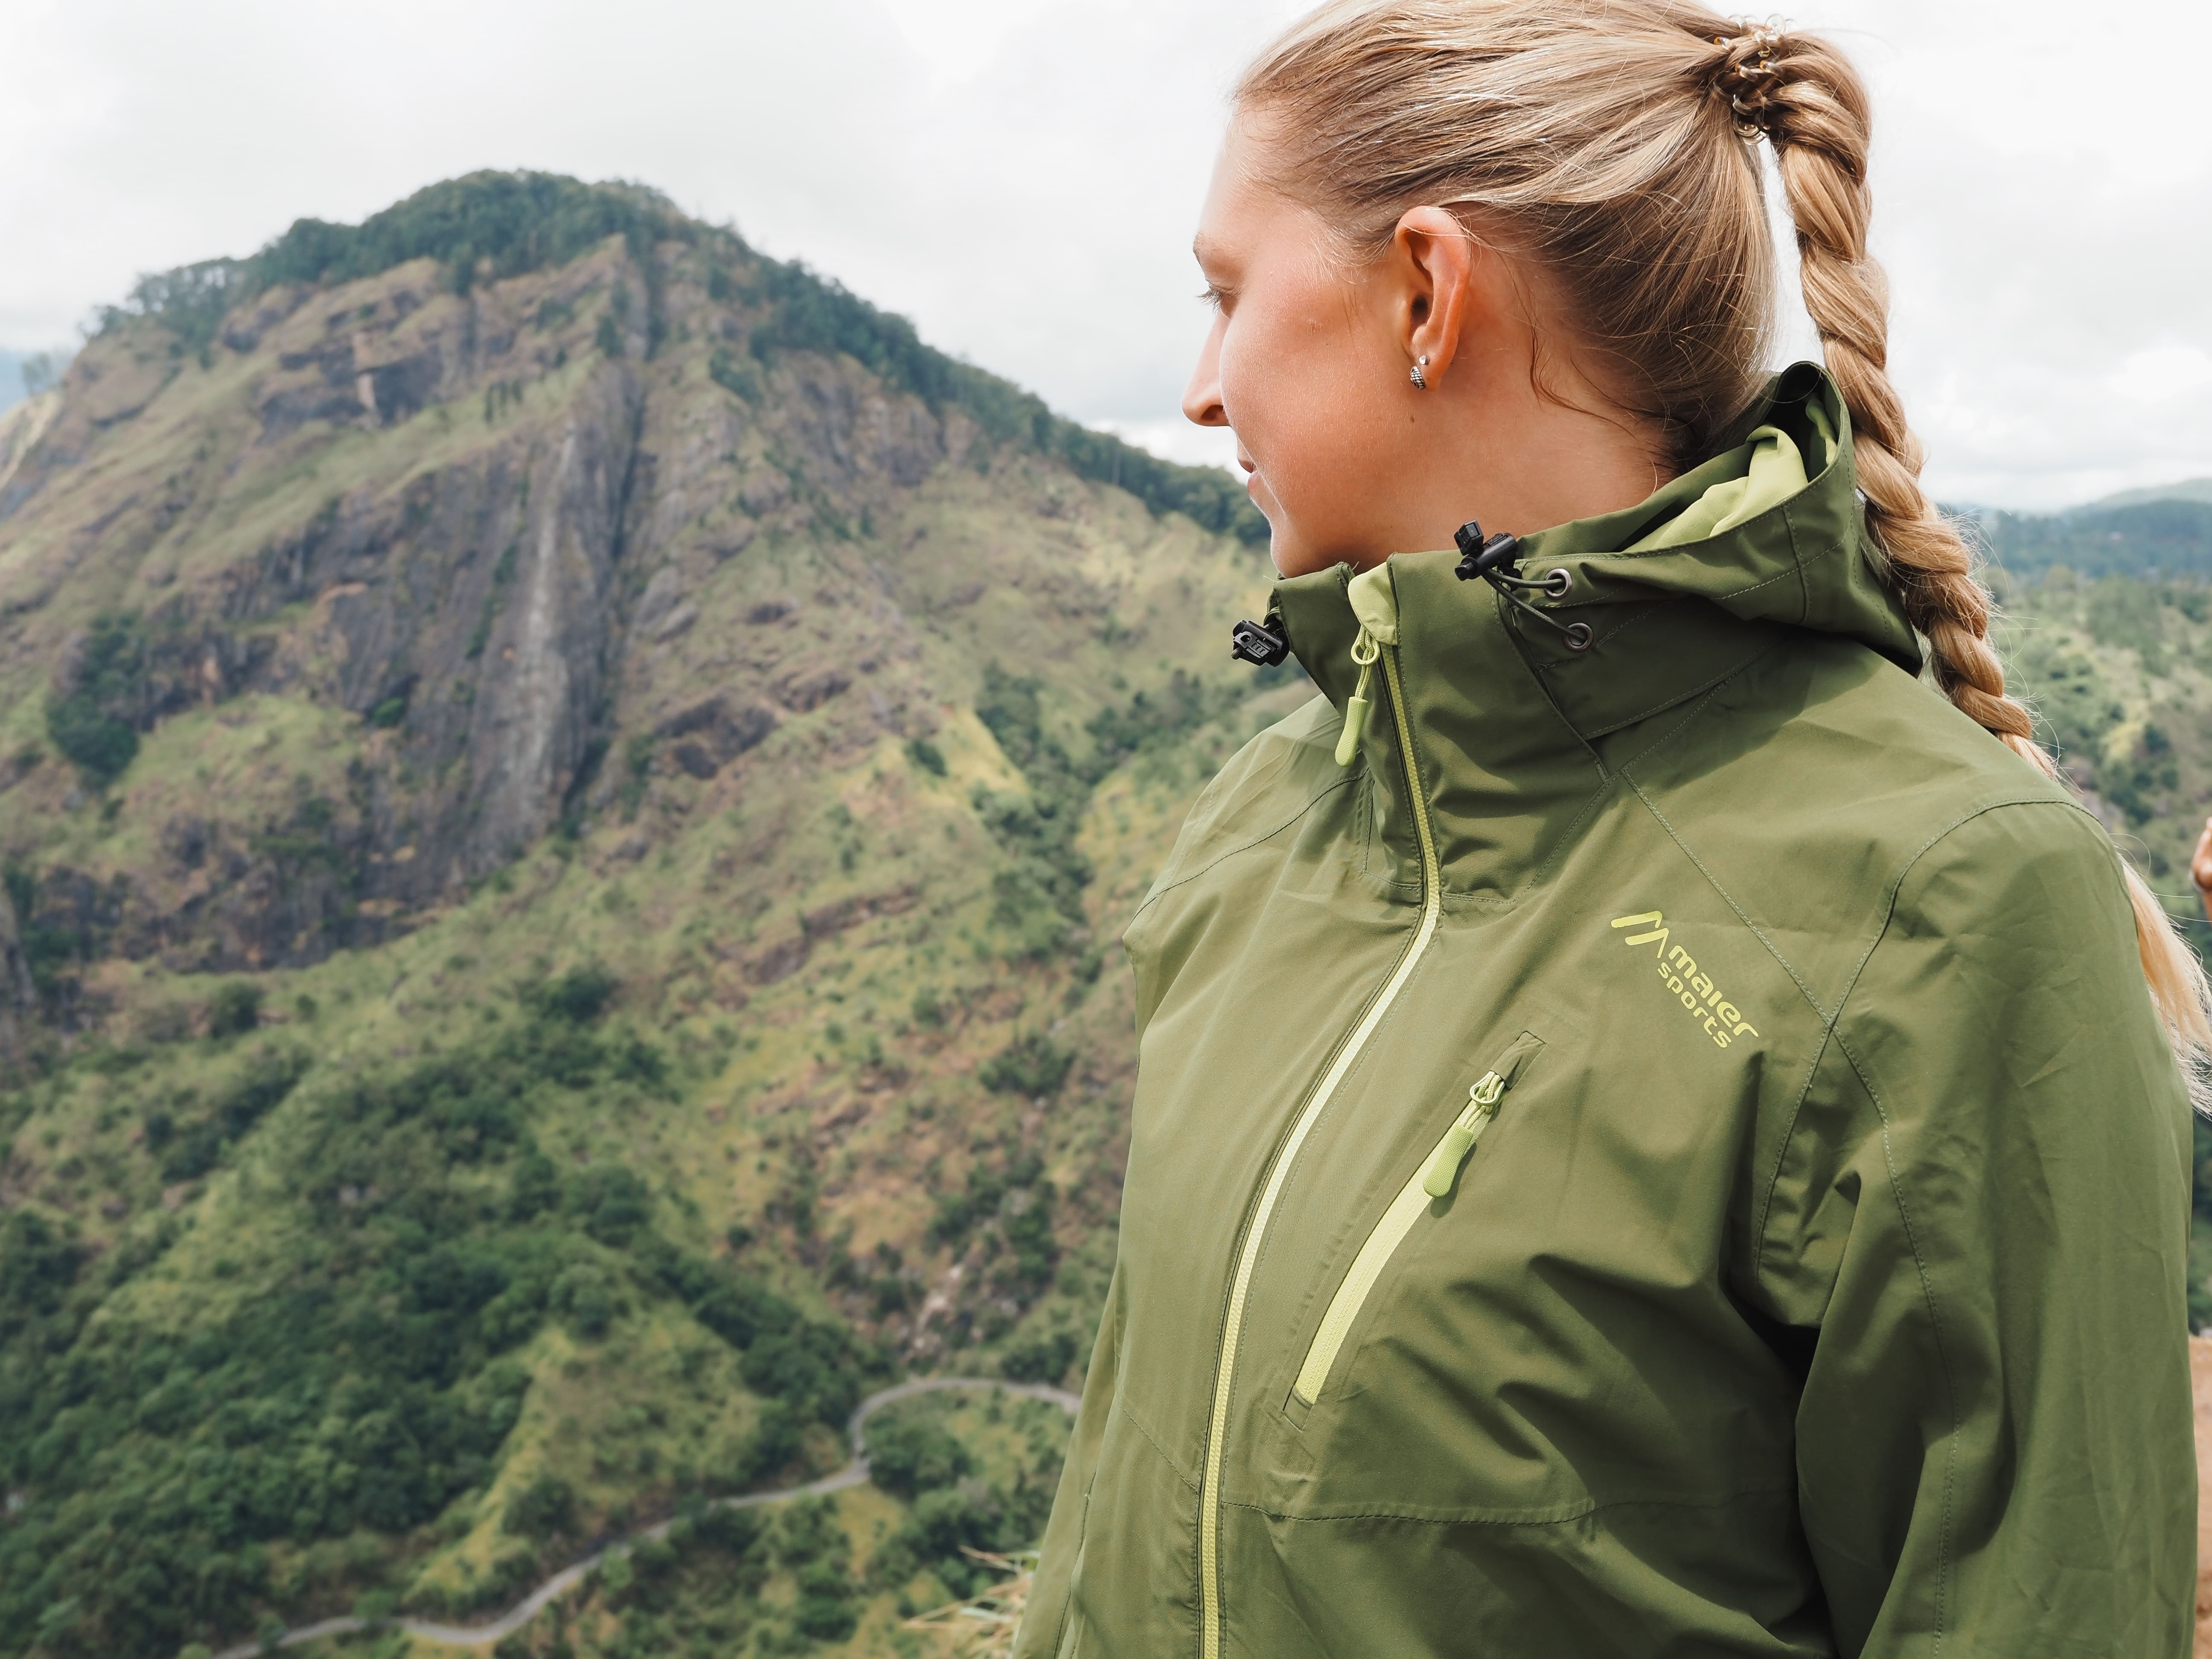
[1333,627,1380,767]
[1422,1071,1505,1197]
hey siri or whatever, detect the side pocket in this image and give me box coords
[1287,1030,1545,1412]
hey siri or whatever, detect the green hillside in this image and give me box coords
[6,168,2212,1659]
[0,172,1294,1659]
[1977,497,2212,581]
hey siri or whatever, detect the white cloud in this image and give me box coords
[0,0,2204,509]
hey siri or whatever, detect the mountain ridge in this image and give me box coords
[0,169,1292,1659]
[9,166,2210,1659]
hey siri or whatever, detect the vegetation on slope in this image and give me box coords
[12,166,2212,1659]
[1978,498,2212,582]
[1989,565,2212,1330]
[95,171,1264,547]
[0,168,1298,1658]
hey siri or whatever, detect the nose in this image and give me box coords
[1182,314,1229,429]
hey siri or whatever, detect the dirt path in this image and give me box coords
[211,1377,1082,1659]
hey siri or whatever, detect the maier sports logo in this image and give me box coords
[1610,912,1760,1050]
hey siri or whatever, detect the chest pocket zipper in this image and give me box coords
[1289,1030,1546,1411]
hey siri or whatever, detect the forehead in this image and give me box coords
[1193,115,1304,265]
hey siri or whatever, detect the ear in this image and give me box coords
[1388,207,1484,383]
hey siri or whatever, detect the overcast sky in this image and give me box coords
[3,0,2206,511]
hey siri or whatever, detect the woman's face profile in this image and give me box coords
[1182,119,1416,579]
[1179,119,1652,578]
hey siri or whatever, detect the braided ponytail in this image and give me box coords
[1734,24,2212,1080]
[1237,0,2212,1087]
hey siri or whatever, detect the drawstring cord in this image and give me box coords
[1454,521,1592,652]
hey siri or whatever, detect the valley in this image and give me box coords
[5,169,2212,1659]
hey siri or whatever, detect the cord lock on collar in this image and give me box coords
[1230,616,1290,667]
[1452,520,1592,652]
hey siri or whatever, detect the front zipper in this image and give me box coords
[1197,620,1441,1659]
[1289,1032,1542,1409]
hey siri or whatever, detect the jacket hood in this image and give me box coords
[1515,361,1915,669]
[1271,364,1922,903]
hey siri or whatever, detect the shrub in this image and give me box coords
[865,1412,975,1499]
[504,1474,577,1541]
[694,1504,765,1554]
[525,965,618,1025]
[980,1033,1073,1098]
[205,981,263,1038]
[1002,1330,1080,1385]
[46,614,145,784]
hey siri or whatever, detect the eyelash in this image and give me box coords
[1197,284,1229,312]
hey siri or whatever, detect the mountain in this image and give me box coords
[8,167,2210,1659]
[0,171,1295,1659]
[0,349,68,416]
[2079,477,2212,513]
[1977,497,2212,582]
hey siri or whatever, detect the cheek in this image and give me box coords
[1220,301,1393,537]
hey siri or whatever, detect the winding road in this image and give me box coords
[207,1377,1082,1659]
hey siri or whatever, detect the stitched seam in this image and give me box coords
[1828,1020,1957,1654]
[1116,1397,1202,1497]
[1546,636,1787,741]
[1602,681,1734,775]
[1748,797,2102,1253]
[1783,499,1812,625]
[1129,774,1356,923]
[1562,524,1847,605]
[1222,1485,1799,1528]
[1511,780,1619,901]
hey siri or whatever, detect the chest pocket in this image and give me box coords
[1284,1029,1546,1423]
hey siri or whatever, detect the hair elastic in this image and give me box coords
[1714,24,1784,140]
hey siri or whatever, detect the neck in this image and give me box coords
[1339,344,1669,571]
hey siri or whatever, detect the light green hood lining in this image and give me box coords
[1348,381,1835,640]
[1620,401,1836,554]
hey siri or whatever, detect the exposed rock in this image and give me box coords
[654,693,777,774]
[0,880,34,1059]
[0,174,1266,1026]
[774,664,851,713]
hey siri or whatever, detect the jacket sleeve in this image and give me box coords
[1754,801,2196,1656]
[1011,1258,1125,1659]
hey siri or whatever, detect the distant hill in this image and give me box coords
[1979,496,2212,581]
[2079,477,2212,513]
[0,348,68,415]
[0,170,1291,1659]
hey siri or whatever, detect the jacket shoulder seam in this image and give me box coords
[1578,633,1787,751]
[1128,772,1356,925]
[1822,1019,1960,1651]
[1752,794,2113,1248]
[1749,796,2114,1653]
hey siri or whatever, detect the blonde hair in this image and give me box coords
[1239,0,2212,1088]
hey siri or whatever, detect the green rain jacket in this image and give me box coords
[1014,366,2196,1658]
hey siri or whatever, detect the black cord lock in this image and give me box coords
[1452,521,1591,651]
[1230,616,1290,667]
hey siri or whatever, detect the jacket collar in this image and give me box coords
[1271,365,1917,904]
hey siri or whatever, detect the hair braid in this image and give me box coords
[1239,0,2212,1083]
[1746,24,2212,1074]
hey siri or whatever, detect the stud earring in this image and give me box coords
[1409,354,1430,390]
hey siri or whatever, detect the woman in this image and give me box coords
[1016,3,2208,1655]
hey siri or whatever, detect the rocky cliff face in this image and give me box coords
[0,175,1268,1005]
[0,173,1294,1659]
